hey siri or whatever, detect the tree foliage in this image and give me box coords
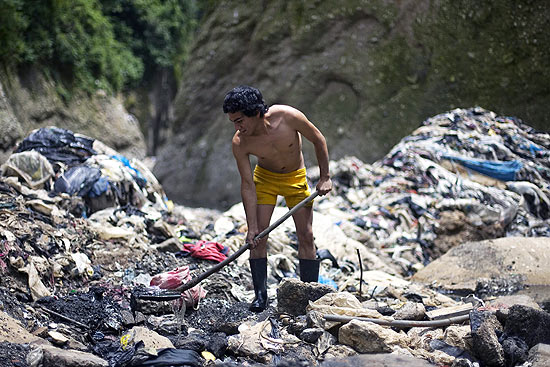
[100,0,199,82]
[0,0,200,93]
[0,0,28,61]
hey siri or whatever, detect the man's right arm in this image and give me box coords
[232,136,260,246]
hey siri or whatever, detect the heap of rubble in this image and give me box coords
[0,111,549,367]
[309,107,550,273]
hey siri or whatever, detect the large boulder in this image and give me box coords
[320,353,435,367]
[154,0,550,208]
[412,237,550,294]
[0,68,146,165]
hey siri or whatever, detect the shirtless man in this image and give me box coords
[223,85,332,312]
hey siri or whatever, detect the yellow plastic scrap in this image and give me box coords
[120,333,131,350]
[201,351,215,361]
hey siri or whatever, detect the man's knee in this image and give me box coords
[259,235,269,246]
[296,228,314,245]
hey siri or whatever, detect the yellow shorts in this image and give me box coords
[253,165,313,208]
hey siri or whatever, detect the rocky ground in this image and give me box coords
[1,109,550,366]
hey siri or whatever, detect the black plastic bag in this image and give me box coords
[54,165,101,197]
[131,348,202,367]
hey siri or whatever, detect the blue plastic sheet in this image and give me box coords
[318,275,338,290]
[111,155,147,187]
[89,177,110,197]
[443,155,523,181]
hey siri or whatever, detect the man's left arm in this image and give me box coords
[290,109,332,195]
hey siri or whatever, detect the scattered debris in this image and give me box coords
[1,109,550,367]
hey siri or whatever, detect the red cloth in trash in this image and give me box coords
[182,240,227,263]
[150,266,206,308]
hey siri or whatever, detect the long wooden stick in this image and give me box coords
[37,305,90,330]
[177,191,320,292]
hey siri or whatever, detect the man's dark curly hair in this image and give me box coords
[223,85,269,117]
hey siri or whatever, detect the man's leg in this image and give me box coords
[292,206,320,282]
[250,204,275,258]
[249,204,274,312]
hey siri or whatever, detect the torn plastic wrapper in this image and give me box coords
[149,266,207,308]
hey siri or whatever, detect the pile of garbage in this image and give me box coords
[309,107,550,274]
[2,126,169,216]
[0,126,249,365]
[0,112,549,367]
[0,126,193,299]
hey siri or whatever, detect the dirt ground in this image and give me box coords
[0,342,30,367]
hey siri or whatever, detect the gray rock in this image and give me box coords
[277,278,334,316]
[176,330,228,358]
[37,345,108,367]
[134,298,174,315]
[503,305,550,348]
[470,311,505,367]
[120,309,135,326]
[174,329,206,351]
[451,358,479,367]
[47,331,69,345]
[320,353,434,367]
[488,294,541,311]
[155,1,550,209]
[322,345,357,360]
[338,319,409,353]
[0,80,24,156]
[413,238,550,294]
[134,311,147,325]
[299,327,324,343]
[0,69,146,165]
[151,237,182,252]
[528,343,550,367]
[501,336,528,366]
[207,332,228,358]
[216,319,242,335]
[392,301,426,321]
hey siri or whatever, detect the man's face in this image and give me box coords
[228,111,257,136]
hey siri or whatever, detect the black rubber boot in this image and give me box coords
[249,258,268,312]
[299,258,320,282]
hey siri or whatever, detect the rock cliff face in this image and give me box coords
[154,0,550,209]
[0,68,146,164]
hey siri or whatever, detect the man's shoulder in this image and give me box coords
[269,104,300,115]
[268,105,304,124]
[232,133,249,158]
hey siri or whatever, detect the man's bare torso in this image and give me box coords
[237,105,304,173]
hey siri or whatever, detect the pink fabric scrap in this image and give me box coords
[182,240,228,263]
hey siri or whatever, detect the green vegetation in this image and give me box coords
[0,0,201,94]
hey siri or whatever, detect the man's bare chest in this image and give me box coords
[248,132,301,159]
